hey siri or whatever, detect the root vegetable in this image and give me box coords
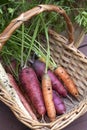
[48,70,67,97]
[54,66,79,98]
[42,73,56,121]
[53,91,66,115]
[19,67,46,116]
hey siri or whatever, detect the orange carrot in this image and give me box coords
[54,66,79,98]
[42,73,56,121]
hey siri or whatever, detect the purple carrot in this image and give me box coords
[19,67,46,116]
[53,90,66,115]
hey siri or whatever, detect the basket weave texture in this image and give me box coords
[0,4,87,130]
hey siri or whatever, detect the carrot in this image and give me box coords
[24,93,41,119]
[48,70,67,97]
[31,59,67,97]
[19,67,46,116]
[7,73,38,120]
[42,73,56,121]
[54,66,79,98]
[53,90,66,115]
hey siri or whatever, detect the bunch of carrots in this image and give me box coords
[0,17,79,122]
[2,30,79,122]
[3,57,79,122]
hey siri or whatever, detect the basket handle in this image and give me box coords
[0,4,74,50]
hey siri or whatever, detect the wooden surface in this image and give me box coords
[0,35,87,130]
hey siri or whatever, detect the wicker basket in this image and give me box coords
[0,4,87,130]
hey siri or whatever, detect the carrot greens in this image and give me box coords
[24,18,40,67]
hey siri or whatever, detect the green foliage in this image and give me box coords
[0,0,87,33]
[0,0,87,73]
[0,0,9,5]
[0,1,20,32]
[75,11,87,32]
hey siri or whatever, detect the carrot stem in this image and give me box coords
[24,18,40,67]
[21,23,25,67]
[45,27,50,73]
[21,0,25,67]
[40,15,50,73]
